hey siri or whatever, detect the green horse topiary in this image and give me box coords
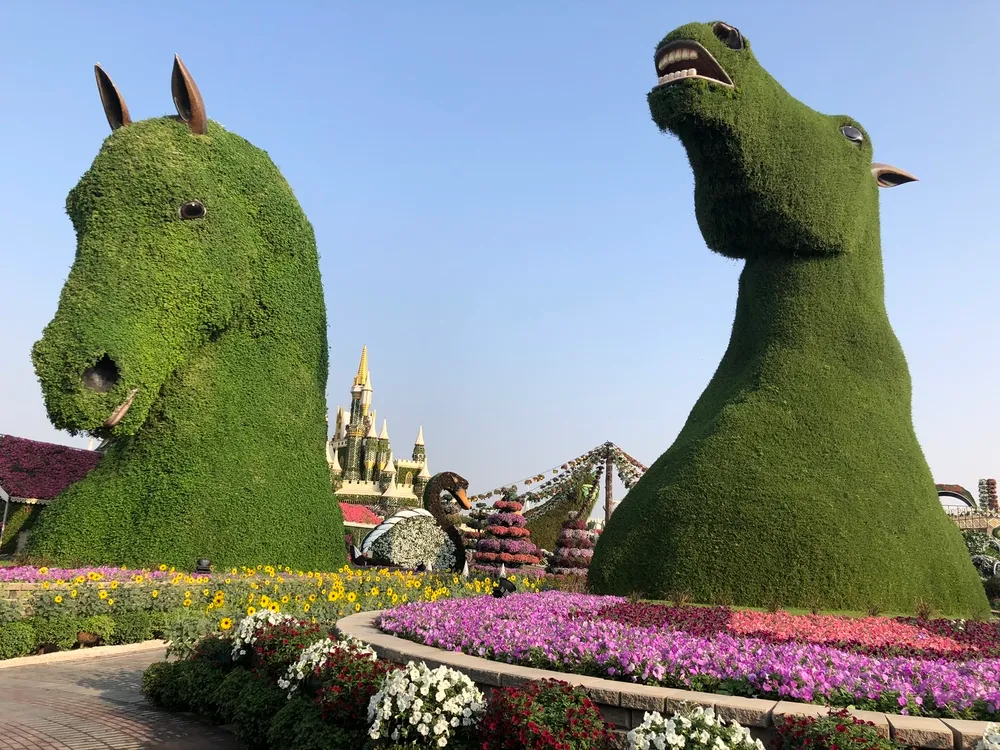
[28,57,347,570]
[589,22,988,616]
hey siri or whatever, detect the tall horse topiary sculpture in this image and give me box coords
[28,57,347,569]
[589,22,988,616]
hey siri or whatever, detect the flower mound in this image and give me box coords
[367,661,483,747]
[376,592,1000,720]
[598,601,1000,660]
[629,706,763,750]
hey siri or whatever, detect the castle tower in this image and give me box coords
[414,462,431,503]
[378,419,390,472]
[344,347,369,481]
[380,453,396,493]
[363,418,378,482]
[413,425,426,464]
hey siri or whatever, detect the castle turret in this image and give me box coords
[378,419,390,472]
[414,462,431,502]
[413,425,426,463]
[344,347,369,481]
[363,418,378,481]
[380,453,396,492]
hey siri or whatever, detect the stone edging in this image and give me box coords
[0,639,166,670]
[338,611,988,750]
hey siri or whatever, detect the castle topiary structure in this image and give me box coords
[589,21,989,616]
[27,57,347,569]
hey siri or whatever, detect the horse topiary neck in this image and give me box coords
[730,236,890,361]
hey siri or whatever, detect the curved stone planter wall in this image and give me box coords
[338,610,989,750]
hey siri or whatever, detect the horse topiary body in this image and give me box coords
[28,58,347,569]
[588,22,988,616]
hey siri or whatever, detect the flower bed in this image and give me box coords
[0,563,543,661]
[141,610,620,749]
[376,592,1000,720]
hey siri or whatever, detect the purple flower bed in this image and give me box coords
[375,592,1000,720]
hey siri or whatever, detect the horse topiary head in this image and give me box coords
[32,57,317,436]
[647,21,917,260]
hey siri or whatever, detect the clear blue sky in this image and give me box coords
[1,1,997,513]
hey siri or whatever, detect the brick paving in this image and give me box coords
[0,647,241,749]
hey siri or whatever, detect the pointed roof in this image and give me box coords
[353,345,369,388]
[382,451,395,472]
[415,425,424,446]
[366,419,378,439]
[379,419,389,440]
[417,463,431,480]
[327,444,342,473]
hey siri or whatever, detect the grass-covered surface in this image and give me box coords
[589,20,987,617]
[29,91,345,569]
[377,591,1000,720]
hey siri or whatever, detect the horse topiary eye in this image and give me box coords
[179,200,206,220]
[840,125,864,146]
[712,22,744,50]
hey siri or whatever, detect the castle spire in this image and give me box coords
[353,345,369,387]
[415,426,424,446]
[379,419,389,440]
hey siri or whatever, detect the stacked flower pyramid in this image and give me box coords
[472,493,542,572]
[547,514,601,577]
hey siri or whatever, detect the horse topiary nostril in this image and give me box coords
[82,355,120,393]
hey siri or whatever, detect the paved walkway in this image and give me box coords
[0,647,241,749]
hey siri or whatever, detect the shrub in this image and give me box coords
[774,709,909,750]
[142,661,189,711]
[268,698,355,750]
[277,635,376,696]
[367,661,483,747]
[161,609,215,658]
[250,618,323,681]
[79,614,116,644]
[224,671,287,748]
[370,516,456,570]
[312,645,399,746]
[480,679,611,750]
[986,576,1000,601]
[0,598,25,625]
[30,615,82,651]
[0,621,36,659]
[629,705,762,750]
[108,610,153,644]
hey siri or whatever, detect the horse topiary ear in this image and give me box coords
[171,54,207,135]
[94,64,131,131]
[872,162,918,188]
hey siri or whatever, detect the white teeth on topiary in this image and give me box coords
[658,49,699,70]
[657,68,698,85]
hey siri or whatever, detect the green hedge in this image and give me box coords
[590,21,988,617]
[0,504,43,554]
[28,112,346,570]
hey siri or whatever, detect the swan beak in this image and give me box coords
[455,487,470,510]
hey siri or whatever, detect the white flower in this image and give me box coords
[230,610,294,660]
[628,706,760,750]
[370,516,456,569]
[276,634,376,697]
[367,661,483,747]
